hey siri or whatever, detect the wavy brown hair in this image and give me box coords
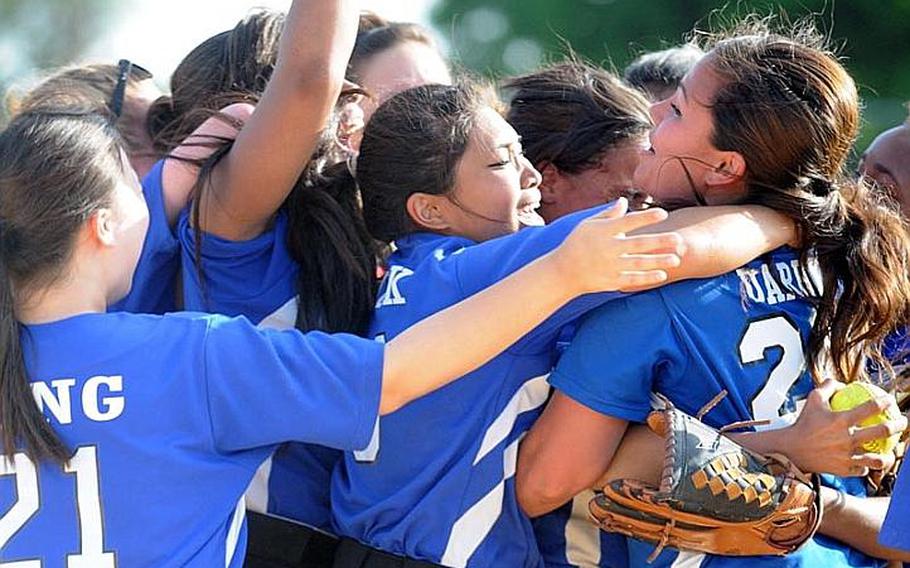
[699,20,910,383]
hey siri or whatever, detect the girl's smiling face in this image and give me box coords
[441,107,544,242]
[634,56,739,208]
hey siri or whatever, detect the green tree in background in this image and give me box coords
[0,0,123,118]
[432,0,910,150]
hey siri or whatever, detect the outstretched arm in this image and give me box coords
[640,205,797,285]
[380,202,682,414]
[161,103,254,226]
[199,0,359,240]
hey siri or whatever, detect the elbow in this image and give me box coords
[378,382,404,416]
[515,461,574,518]
[284,62,346,103]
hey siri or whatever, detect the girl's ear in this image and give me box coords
[89,208,117,248]
[539,162,569,205]
[406,192,453,232]
[705,150,746,187]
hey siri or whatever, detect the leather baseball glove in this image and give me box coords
[589,400,823,561]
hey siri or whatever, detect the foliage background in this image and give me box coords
[1,0,907,152]
[431,0,910,153]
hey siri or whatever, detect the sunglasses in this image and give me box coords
[111,59,153,119]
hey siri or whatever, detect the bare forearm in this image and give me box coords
[820,488,910,562]
[517,393,629,517]
[203,0,360,239]
[381,252,574,414]
[636,205,796,283]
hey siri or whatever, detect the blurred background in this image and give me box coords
[1,0,907,151]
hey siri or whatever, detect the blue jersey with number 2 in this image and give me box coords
[551,248,883,568]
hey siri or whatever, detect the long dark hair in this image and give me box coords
[701,21,910,382]
[0,111,125,464]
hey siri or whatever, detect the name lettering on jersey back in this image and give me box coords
[375,265,414,308]
[736,258,821,306]
[31,375,124,424]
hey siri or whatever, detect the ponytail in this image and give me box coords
[286,163,378,335]
[746,175,910,383]
[0,221,69,465]
[0,110,124,464]
[804,179,910,382]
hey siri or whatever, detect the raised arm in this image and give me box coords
[639,205,797,285]
[199,0,359,240]
[379,202,682,414]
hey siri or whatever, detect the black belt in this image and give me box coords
[332,538,444,568]
[245,511,339,568]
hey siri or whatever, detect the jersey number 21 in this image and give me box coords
[1,446,114,567]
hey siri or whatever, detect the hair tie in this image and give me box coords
[802,175,834,197]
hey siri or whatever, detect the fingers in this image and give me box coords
[850,452,892,476]
[615,270,669,290]
[616,254,682,272]
[591,206,669,236]
[617,232,684,255]
[588,197,629,221]
[812,378,845,405]
[851,417,908,446]
[844,396,896,425]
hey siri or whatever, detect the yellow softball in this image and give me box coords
[830,382,901,454]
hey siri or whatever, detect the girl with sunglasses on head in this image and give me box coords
[0,101,679,564]
[318,79,809,568]
[517,20,910,568]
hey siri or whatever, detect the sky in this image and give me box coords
[88,0,436,82]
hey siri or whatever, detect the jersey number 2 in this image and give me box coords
[0,446,114,567]
[738,315,806,429]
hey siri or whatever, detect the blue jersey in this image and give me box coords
[1,312,381,567]
[534,326,629,568]
[178,211,339,530]
[331,206,619,568]
[551,249,881,567]
[879,328,910,553]
[881,465,910,552]
[533,496,628,568]
[109,160,179,314]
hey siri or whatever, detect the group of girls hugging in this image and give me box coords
[2,1,910,567]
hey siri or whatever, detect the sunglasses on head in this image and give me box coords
[110,59,153,119]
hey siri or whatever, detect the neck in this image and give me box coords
[16,269,109,325]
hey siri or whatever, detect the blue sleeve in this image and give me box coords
[109,160,180,314]
[549,291,684,423]
[179,211,297,321]
[201,315,383,453]
[453,204,621,354]
[880,465,910,551]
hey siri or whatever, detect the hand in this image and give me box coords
[553,198,683,295]
[783,379,908,477]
